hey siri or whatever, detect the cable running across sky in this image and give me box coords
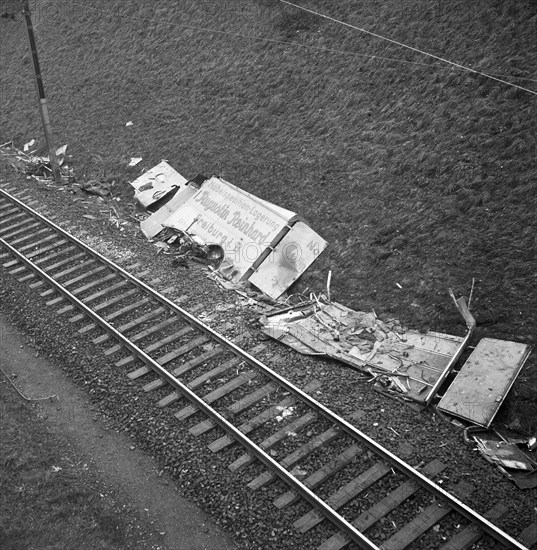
[280,0,537,97]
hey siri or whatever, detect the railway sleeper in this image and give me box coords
[5,227,49,248]
[229,411,318,472]
[3,221,42,241]
[274,444,365,510]
[208,380,322,453]
[90,294,183,339]
[30,245,79,270]
[9,246,81,282]
[141,345,227,388]
[517,523,537,549]
[30,252,88,283]
[106,314,181,356]
[3,238,68,266]
[249,427,343,491]
[82,298,159,335]
[316,459,446,549]
[156,357,247,408]
[190,378,276,437]
[380,480,474,550]
[174,370,257,420]
[69,287,143,322]
[436,501,508,550]
[42,258,96,281]
[118,329,206,369]
[60,275,150,316]
[0,211,29,226]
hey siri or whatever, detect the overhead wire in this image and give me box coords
[280,0,537,96]
[66,0,537,84]
[27,0,534,181]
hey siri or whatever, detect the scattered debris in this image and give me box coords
[260,294,473,404]
[80,180,111,198]
[0,140,71,182]
[151,226,225,269]
[289,466,308,480]
[23,138,36,152]
[276,405,295,422]
[466,428,537,489]
[128,157,142,167]
[133,170,327,299]
[438,338,531,427]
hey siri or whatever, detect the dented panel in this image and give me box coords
[438,338,531,427]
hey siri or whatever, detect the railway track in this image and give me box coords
[0,184,535,550]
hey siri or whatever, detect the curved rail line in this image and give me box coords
[0,185,534,550]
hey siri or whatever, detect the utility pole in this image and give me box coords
[21,0,61,183]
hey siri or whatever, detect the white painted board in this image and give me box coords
[163,176,297,281]
[140,185,198,239]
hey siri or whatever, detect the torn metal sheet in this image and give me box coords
[261,299,470,404]
[437,338,531,427]
[475,438,533,470]
[130,160,187,208]
[249,221,328,299]
[469,431,537,489]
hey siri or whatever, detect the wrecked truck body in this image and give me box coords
[261,292,475,405]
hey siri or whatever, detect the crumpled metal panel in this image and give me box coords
[261,300,466,403]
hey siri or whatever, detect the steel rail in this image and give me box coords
[0,188,528,549]
[0,233,380,550]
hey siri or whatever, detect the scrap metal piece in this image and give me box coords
[475,438,534,471]
[437,338,531,427]
[468,429,537,490]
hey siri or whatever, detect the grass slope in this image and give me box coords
[1,0,536,426]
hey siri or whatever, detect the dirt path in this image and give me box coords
[0,310,237,550]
